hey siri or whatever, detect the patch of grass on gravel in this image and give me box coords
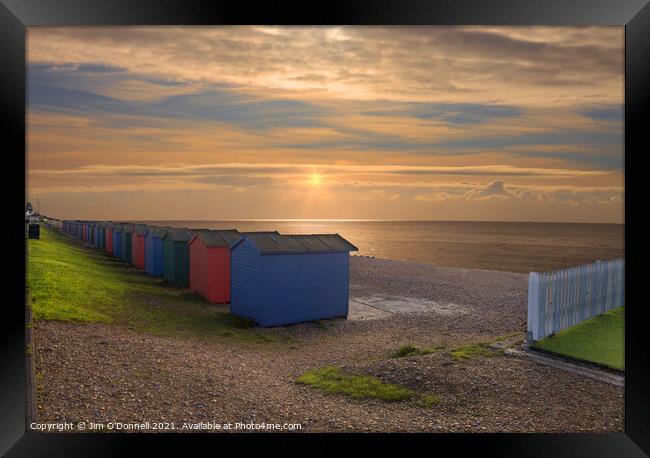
[491,331,523,343]
[418,394,442,407]
[392,344,444,358]
[450,343,495,361]
[27,226,284,344]
[296,366,416,401]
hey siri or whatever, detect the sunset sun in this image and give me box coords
[309,173,322,187]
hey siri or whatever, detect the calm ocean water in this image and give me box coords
[137,220,625,274]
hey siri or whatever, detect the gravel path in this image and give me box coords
[33,257,623,432]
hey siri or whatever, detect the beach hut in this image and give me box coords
[188,229,241,303]
[145,226,171,276]
[112,224,123,258]
[93,223,99,248]
[131,224,148,269]
[230,232,358,327]
[162,228,192,287]
[106,223,114,254]
[120,224,133,263]
[97,223,101,247]
[98,223,106,250]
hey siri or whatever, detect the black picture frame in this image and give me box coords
[1,0,648,455]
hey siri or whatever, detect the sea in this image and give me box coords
[136,220,625,274]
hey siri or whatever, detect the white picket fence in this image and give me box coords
[527,258,625,342]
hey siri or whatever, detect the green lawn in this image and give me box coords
[27,226,288,343]
[531,306,624,371]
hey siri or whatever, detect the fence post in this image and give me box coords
[527,272,540,342]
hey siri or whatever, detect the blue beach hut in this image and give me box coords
[230,232,358,327]
[112,224,123,258]
[145,226,171,276]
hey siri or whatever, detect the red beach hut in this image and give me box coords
[106,224,113,254]
[189,229,240,303]
[132,224,148,269]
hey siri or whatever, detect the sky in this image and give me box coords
[27,26,624,223]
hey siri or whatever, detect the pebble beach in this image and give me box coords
[33,256,623,433]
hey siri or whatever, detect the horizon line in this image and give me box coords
[54,218,624,225]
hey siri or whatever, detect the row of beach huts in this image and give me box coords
[54,220,358,327]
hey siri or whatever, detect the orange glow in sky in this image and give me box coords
[26,26,624,223]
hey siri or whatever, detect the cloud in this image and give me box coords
[27,26,623,107]
[27,53,624,173]
[578,105,623,122]
[28,64,331,131]
[29,162,610,180]
[413,181,623,206]
[413,192,454,202]
[465,181,509,200]
[361,189,400,201]
[362,103,522,125]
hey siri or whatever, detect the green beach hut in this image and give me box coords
[162,228,192,287]
[120,223,134,264]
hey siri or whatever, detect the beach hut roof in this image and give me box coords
[239,232,357,254]
[192,229,241,248]
[149,227,171,238]
[134,224,149,235]
[165,228,193,242]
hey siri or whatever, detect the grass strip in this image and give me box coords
[531,306,624,371]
